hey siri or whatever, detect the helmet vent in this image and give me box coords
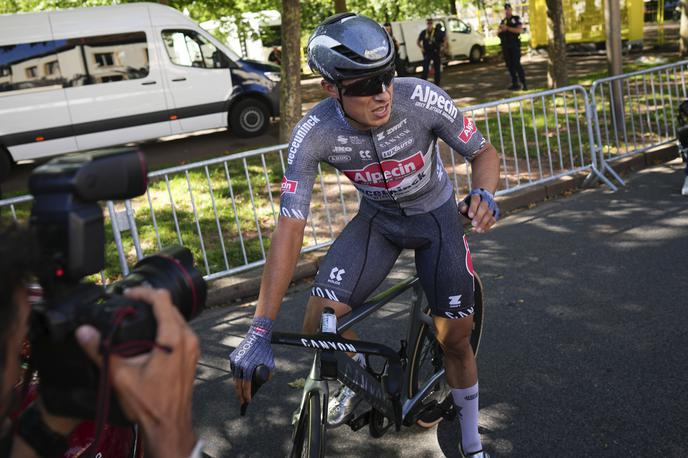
[332,45,376,64]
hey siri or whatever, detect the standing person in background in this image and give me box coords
[384,22,407,76]
[417,18,444,86]
[498,3,527,90]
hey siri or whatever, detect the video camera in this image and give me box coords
[26,148,206,425]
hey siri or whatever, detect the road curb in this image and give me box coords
[206,144,679,308]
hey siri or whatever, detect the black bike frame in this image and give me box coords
[271,275,446,430]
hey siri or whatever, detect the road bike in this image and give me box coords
[267,273,485,457]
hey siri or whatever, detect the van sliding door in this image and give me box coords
[159,29,232,133]
[59,31,172,150]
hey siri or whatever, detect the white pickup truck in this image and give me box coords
[389,16,485,73]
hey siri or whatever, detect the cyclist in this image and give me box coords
[229,13,500,458]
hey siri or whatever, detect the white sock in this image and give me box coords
[352,353,367,368]
[451,382,482,455]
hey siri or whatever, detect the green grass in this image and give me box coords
[465,92,592,172]
[108,154,286,281]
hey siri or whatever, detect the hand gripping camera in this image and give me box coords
[27,148,206,425]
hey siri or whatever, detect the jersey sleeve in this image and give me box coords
[279,114,322,220]
[426,85,487,161]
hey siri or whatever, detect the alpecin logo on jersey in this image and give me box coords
[280,176,298,194]
[410,84,458,121]
[458,116,477,143]
[343,152,424,188]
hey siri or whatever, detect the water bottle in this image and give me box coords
[321,306,337,333]
[320,307,338,379]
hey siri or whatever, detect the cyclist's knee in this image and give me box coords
[438,334,472,359]
[433,315,473,358]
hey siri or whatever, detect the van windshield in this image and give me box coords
[162,30,230,69]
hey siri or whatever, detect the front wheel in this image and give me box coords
[290,393,326,458]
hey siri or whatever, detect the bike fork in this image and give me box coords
[295,353,330,427]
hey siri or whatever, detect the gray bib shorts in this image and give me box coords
[311,195,476,319]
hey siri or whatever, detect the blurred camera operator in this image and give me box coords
[0,225,202,458]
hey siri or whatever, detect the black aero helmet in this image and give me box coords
[307,12,394,84]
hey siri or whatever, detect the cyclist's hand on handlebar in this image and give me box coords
[459,188,500,234]
[229,316,275,406]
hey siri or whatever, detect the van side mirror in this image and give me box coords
[217,52,238,69]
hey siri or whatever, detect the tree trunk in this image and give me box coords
[334,0,347,13]
[545,0,568,88]
[279,0,302,143]
[680,0,688,55]
[604,0,624,129]
[450,0,457,15]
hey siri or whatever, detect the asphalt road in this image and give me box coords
[188,158,688,457]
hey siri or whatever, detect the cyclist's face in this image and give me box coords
[322,77,394,129]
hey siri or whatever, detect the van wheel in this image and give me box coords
[469,45,483,63]
[229,98,269,138]
[404,59,417,75]
[0,148,12,183]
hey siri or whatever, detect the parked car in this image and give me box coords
[0,2,280,180]
[388,16,485,74]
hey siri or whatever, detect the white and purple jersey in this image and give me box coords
[280,77,487,219]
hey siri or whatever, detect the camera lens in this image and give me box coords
[109,246,206,320]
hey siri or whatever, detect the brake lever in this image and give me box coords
[240,364,270,416]
[459,194,473,220]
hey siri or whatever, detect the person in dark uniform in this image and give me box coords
[384,22,407,76]
[498,3,527,90]
[417,18,445,86]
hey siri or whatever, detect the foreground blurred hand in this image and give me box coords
[76,287,201,458]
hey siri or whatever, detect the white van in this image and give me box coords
[389,16,485,73]
[0,3,281,180]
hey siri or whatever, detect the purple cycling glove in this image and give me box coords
[229,316,275,380]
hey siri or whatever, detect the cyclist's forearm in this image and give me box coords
[470,144,500,194]
[254,217,307,320]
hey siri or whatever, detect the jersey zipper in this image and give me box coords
[369,130,407,216]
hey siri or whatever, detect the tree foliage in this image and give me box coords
[1,0,457,32]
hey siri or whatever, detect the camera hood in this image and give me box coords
[29,147,148,202]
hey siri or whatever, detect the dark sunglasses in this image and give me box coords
[338,68,395,97]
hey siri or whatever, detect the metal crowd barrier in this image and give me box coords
[0,194,32,223]
[107,144,360,280]
[2,60,686,282]
[458,84,616,195]
[590,60,688,186]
